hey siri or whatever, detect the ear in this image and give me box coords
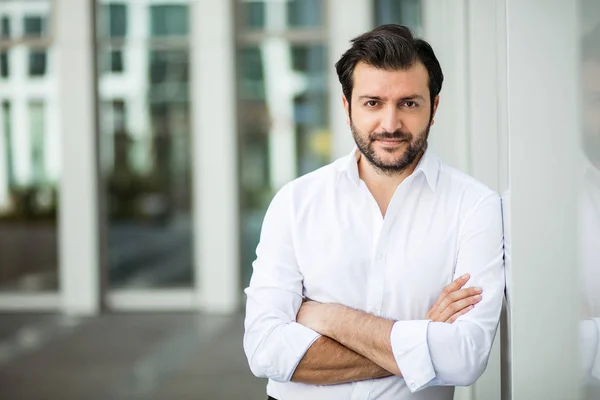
[430,95,440,126]
[342,94,351,126]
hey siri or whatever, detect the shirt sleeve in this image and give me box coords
[390,192,506,392]
[243,183,321,382]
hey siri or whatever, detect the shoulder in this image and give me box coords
[268,154,350,209]
[437,162,500,210]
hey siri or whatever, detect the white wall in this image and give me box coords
[503,0,581,398]
[424,1,582,399]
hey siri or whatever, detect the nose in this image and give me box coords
[380,105,402,133]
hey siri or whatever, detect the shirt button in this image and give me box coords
[376,253,383,260]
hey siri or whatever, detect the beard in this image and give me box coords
[351,122,430,175]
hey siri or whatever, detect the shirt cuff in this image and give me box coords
[255,322,321,382]
[390,320,435,392]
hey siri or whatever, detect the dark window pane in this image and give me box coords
[238,47,264,100]
[150,5,189,37]
[111,49,124,72]
[29,50,47,76]
[23,16,45,37]
[0,52,8,78]
[149,50,189,103]
[241,2,265,29]
[109,3,127,38]
[374,0,422,34]
[1,16,10,38]
[287,0,322,28]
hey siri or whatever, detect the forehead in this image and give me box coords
[352,61,429,99]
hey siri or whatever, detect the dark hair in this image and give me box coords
[335,24,444,113]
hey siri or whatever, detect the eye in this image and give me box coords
[364,100,379,107]
[402,101,419,108]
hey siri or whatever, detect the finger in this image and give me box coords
[431,273,471,311]
[446,305,474,323]
[437,286,482,313]
[438,294,482,321]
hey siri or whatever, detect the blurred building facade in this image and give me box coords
[0,0,594,399]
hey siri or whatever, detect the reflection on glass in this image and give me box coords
[0,1,57,292]
[24,14,47,78]
[580,2,600,396]
[374,0,422,36]
[99,2,127,75]
[28,50,46,77]
[97,1,193,289]
[238,43,329,286]
[240,0,323,30]
[150,5,188,37]
[1,15,9,38]
[286,0,322,28]
[0,51,8,78]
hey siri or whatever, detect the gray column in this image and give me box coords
[190,0,239,313]
[56,0,101,315]
[503,0,581,398]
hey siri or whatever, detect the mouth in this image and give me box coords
[375,139,405,147]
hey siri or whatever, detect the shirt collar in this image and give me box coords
[339,145,440,191]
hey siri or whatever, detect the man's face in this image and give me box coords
[583,60,600,169]
[343,61,439,174]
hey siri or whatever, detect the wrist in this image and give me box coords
[322,303,347,339]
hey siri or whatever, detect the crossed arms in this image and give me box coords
[290,275,481,385]
[243,186,505,391]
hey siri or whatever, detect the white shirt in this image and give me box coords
[243,148,505,400]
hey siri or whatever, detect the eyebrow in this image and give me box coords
[357,94,426,102]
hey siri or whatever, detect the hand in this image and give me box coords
[296,300,337,335]
[426,273,482,323]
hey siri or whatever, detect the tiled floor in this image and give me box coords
[0,312,267,400]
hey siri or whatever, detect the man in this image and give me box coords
[244,25,505,400]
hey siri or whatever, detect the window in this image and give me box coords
[241,2,265,29]
[374,0,422,36]
[150,5,189,37]
[236,0,329,286]
[28,50,47,76]
[287,0,322,28]
[23,15,45,37]
[110,49,123,73]
[23,15,47,77]
[108,3,127,38]
[1,16,10,38]
[97,1,194,290]
[0,52,8,78]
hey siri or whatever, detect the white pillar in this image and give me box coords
[191,0,239,314]
[328,0,372,159]
[422,0,470,173]
[465,1,502,397]
[56,0,101,315]
[503,0,581,398]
